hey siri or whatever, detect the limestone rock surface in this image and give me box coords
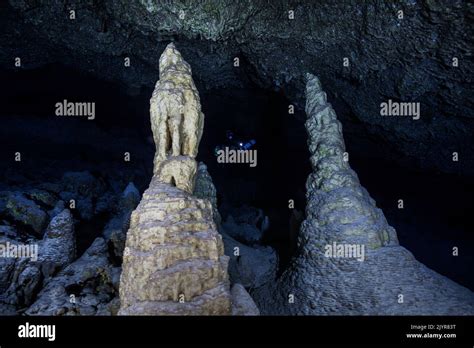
[253,74,474,315]
[222,231,277,290]
[150,43,204,176]
[1,192,48,234]
[119,180,231,315]
[26,237,120,316]
[26,183,141,316]
[194,162,221,226]
[231,283,260,316]
[119,44,231,315]
[0,209,75,312]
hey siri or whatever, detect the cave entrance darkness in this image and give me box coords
[197,87,311,269]
[0,64,155,255]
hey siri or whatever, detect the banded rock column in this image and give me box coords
[150,42,204,193]
[118,43,231,315]
[253,74,474,315]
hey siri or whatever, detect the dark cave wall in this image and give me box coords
[0,64,155,189]
[1,0,473,175]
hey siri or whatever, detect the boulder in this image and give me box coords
[61,171,104,197]
[222,217,263,245]
[194,162,221,226]
[2,192,48,233]
[26,189,57,207]
[0,209,75,312]
[39,209,76,278]
[230,283,260,316]
[221,231,277,289]
[26,237,119,316]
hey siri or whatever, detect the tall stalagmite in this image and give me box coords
[118,43,231,315]
[253,74,474,315]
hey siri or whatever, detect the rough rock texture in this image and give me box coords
[0,209,75,312]
[0,236,39,312]
[193,162,262,313]
[222,216,263,245]
[231,283,260,316]
[154,156,197,194]
[26,183,140,316]
[38,209,76,279]
[193,162,221,226]
[3,0,473,175]
[191,161,271,301]
[0,166,141,315]
[0,192,48,234]
[252,74,474,315]
[222,232,277,290]
[55,171,108,221]
[119,44,231,315]
[102,182,141,261]
[26,237,120,316]
[119,180,231,315]
[151,42,204,190]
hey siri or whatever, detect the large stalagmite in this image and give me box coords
[118,43,231,315]
[253,74,474,315]
[150,43,204,194]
